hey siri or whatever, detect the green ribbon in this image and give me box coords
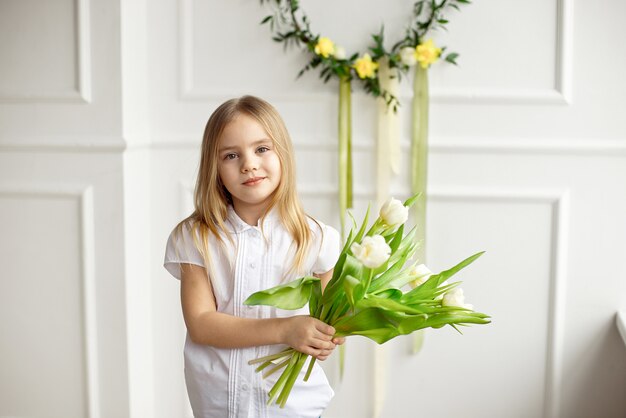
[337,75,353,380]
[411,65,429,265]
[411,65,429,354]
[338,76,353,239]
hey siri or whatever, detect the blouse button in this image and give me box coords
[241,383,249,391]
[249,262,256,269]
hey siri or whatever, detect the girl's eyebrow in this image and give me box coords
[218,138,272,152]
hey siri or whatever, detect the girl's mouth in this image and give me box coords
[243,177,265,186]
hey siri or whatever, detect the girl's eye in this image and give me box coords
[257,146,270,153]
[224,153,237,160]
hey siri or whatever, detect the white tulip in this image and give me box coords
[400,47,417,67]
[408,264,432,287]
[333,46,346,60]
[379,198,409,228]
[442,288,474,310]
[351,235,391,269]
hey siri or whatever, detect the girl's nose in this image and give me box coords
[241,155,259,173]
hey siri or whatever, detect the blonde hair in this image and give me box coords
[172,95,318,279]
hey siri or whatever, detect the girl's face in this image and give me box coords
[217,113,282,215]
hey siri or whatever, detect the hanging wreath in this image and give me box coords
[259,0,470,244]
[256,2,471,415]
[259,0,467,110]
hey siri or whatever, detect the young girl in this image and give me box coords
[163,95,344,418]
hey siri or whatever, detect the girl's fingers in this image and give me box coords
[313,348,333,360]
[311,338,335,350]
[313,326,337,342]
[303,342,335,357]
[315,321,336,337]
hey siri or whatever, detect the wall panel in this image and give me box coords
[0,186,99,418]
[0,0,91,102]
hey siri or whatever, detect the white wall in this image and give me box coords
[1,0,625,417]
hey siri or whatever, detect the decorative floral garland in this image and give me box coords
[259,0,467,109]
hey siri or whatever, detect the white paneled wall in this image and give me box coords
[1,0,625,417]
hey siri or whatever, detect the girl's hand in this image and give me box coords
[281,315,337,360]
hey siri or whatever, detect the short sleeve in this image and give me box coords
[311,223,341,274]
[163,222,205,280]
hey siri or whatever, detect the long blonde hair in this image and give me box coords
[172,95,317,278]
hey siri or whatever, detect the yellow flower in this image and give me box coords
[353,53,379,79]
[415,39,442,69]
[314,37,335,58]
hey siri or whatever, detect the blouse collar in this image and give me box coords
[226,205,280,234]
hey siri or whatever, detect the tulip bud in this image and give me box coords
[350,235,391,269]
[408,264,432,288]
[379,198,409,228]
[442,288,474,310]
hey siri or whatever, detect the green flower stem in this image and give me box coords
[278,353,308,408]
[338,76,353,239]
[267,354,299,405]
[303,356,317,382]
[255,360,274,373]
[247,347,294,365]
[262,357,291,379]
[365,219,384,237]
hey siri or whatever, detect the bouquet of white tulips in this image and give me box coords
[245,195,491,407]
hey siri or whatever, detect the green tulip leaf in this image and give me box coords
[404,192,422,209]
[374,288,404,300]
[244,276,320,310]
[353,204,371,243]
[356,295,422,315]
[322,254,363,304]
[308,279,322,316]
[369,257,410,292]
[343,274,363,308]
[388,223,405,253]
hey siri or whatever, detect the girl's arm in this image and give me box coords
[180,263,337,359]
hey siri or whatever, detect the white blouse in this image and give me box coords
[164,206,341,418]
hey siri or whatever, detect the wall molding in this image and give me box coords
[291,136,626,156]
[151,136,626,156]
[0,0,92,103]
[0,184,100,418]
[3,134,625,157]
[178,0,572,105]
[0,136,127,153]
[300,186,568,418]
